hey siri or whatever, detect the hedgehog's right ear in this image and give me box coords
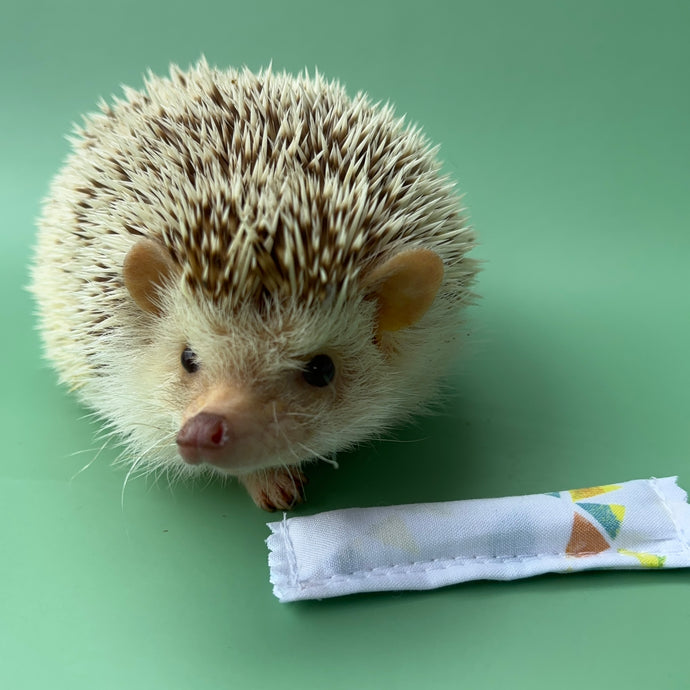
[123,239,178,316]
[364,248,444,338]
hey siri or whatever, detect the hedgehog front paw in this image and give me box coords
[240,466,307,511]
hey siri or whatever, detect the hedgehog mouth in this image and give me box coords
[175,426,303,476]
[180,453,299,477]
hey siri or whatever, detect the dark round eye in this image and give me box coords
[181,347,199,374]
[302,354,335,387]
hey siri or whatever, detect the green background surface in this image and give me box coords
[2,1,689,688]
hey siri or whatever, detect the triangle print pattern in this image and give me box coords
[618,549,667,568]
[548,483,628,558]
[577,503,625,539]
[566,512,610,556]
[568,484,621,501]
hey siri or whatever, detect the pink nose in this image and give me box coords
[176,413,229,465]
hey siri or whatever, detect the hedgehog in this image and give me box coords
[30,58,477,511]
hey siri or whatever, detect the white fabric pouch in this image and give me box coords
[266,476,690,602]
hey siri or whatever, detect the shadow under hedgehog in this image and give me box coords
[30,58,477,510]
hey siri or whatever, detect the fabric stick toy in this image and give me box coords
[266,477,690,602]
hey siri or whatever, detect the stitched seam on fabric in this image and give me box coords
[281,514,300,590]
[294,547,690,589]
[649,477,690,555]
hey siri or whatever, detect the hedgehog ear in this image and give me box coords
[123,239,178,316]
[365,248,444,334]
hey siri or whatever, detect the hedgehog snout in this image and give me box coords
[176,412,229,465]
[174,383,300,471]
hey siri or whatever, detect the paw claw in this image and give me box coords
[240,467,308,512]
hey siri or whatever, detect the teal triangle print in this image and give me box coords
[577,503,624,540]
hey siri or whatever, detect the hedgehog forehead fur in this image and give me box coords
[70,58,471,309]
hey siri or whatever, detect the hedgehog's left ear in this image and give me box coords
[123,239,178,316]
[364,248,444,336]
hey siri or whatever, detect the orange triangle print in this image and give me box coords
[566,513,610,556]
[568,484,620,501]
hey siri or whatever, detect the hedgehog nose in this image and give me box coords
[176,412,229,464]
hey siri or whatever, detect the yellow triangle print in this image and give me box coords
[610,504,625,522]
[618,549,666,568]
[568,484,621,501]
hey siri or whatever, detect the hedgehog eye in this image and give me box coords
[302,354,335,387]
[181,347,199,374]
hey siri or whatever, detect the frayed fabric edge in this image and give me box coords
[266,515,295,602]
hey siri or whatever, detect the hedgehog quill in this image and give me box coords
[30,59,477,510]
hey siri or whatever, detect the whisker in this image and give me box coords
[297,442,339,469]
[377,435,428,444]
[120,433,176,508]
[68,447,104,458]
[70,437,111,482]
[77,410,105,423]
[121,456,144,510]
[282,411,317,419]
[120,420,173,433]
